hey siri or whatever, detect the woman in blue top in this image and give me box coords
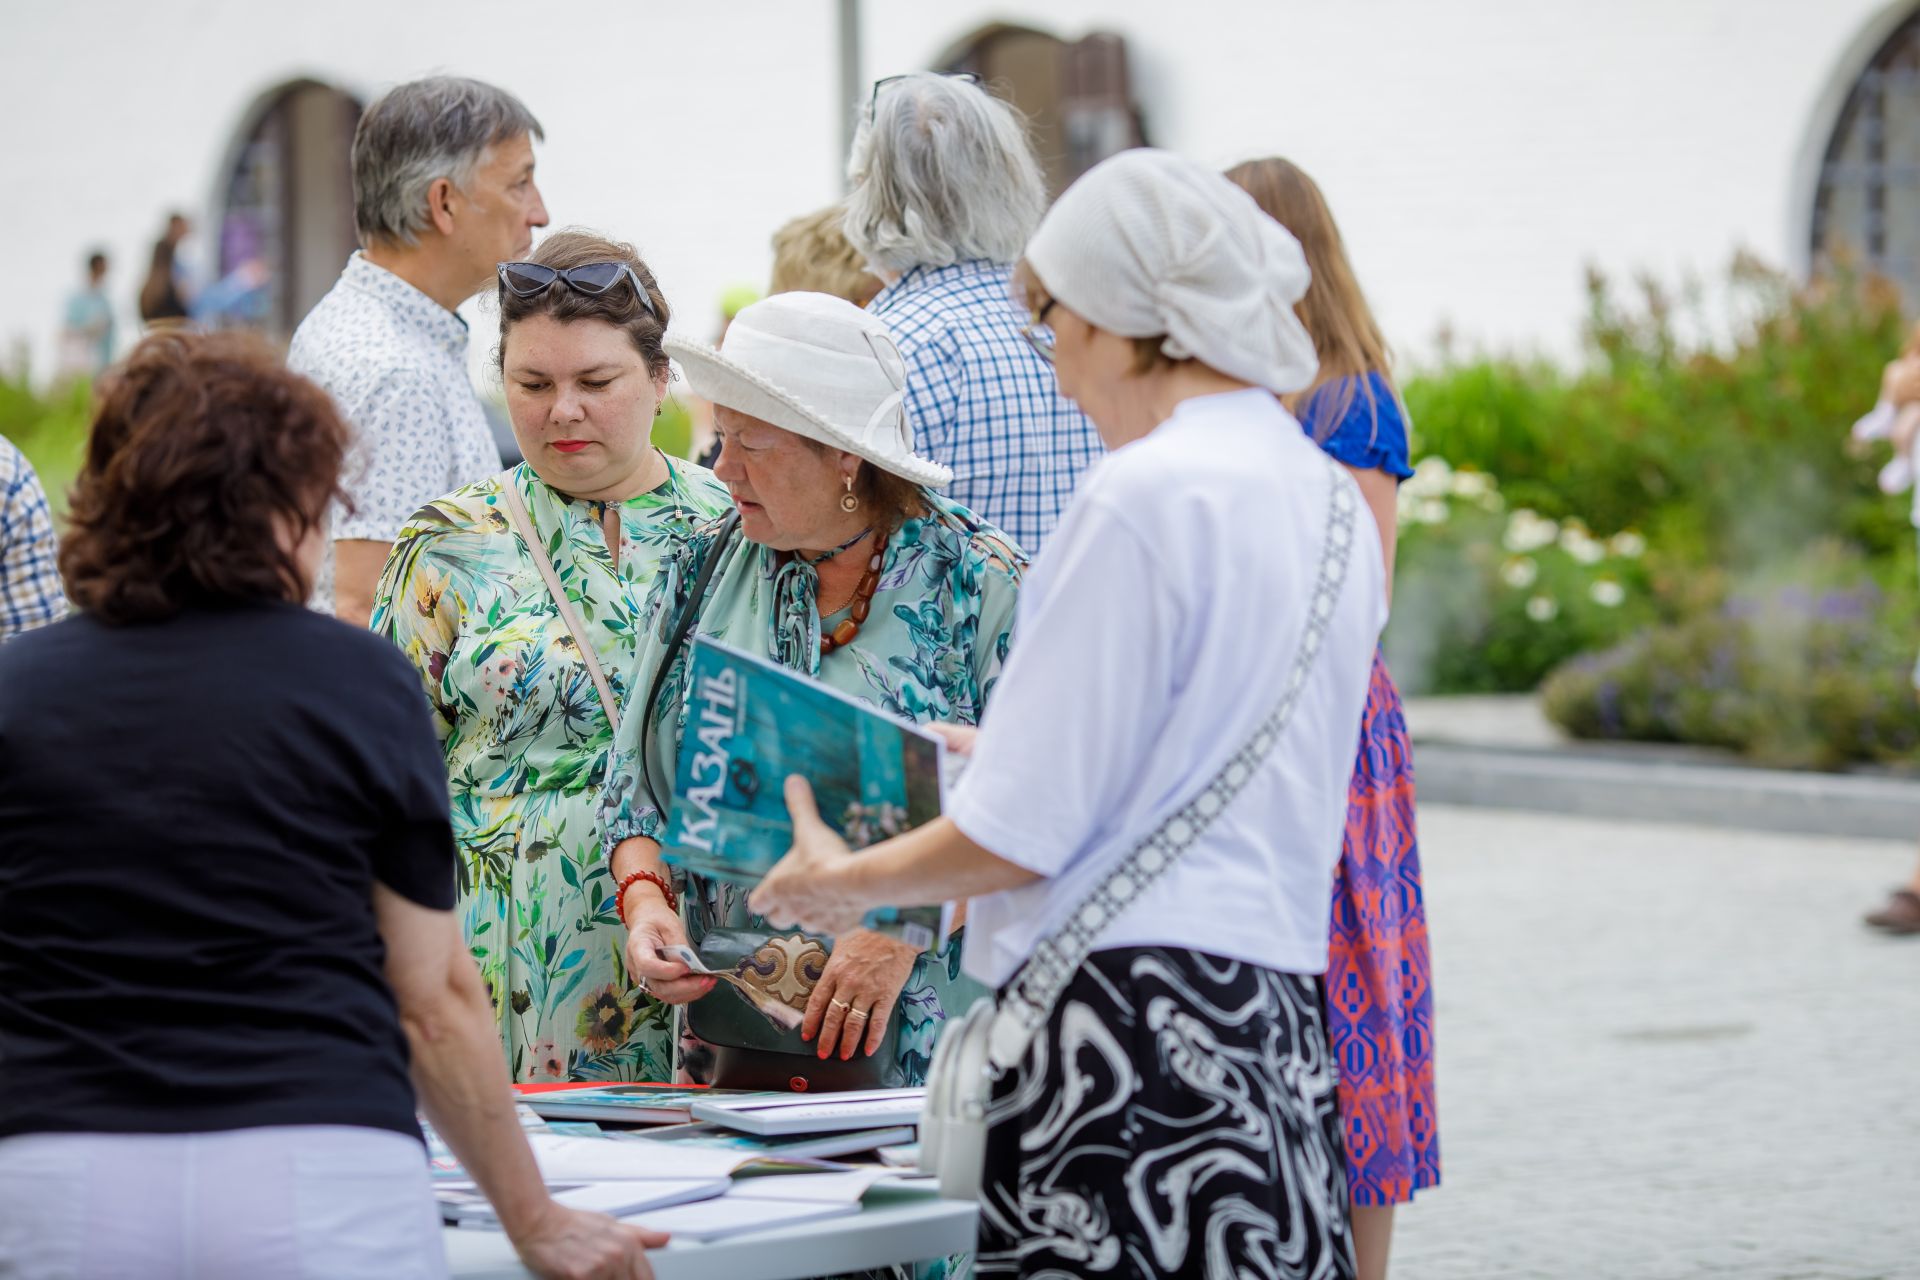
[1230,156,1440,1280]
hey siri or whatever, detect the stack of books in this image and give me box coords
[437,1086,933,1240]
[514,1082,748,1126]
[626,1088,926,1163]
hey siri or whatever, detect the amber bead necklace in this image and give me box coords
[810,527,889,656]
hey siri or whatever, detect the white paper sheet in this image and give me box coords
[690,1090,925,1135]
[725,1168,895,1204]
[624,1195,861,1241]
[527,1132,752,1181]
[698,1088,926,1112]
[443,1177,731,1224]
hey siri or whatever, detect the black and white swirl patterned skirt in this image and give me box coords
[975,948,1354,1279]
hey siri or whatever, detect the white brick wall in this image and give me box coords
[0,0,1902,386]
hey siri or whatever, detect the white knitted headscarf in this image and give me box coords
[1025,148,1319,394]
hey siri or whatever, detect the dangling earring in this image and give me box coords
[654,404,663,418]
[840,474,859,513]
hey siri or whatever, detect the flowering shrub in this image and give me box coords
[1540,549,1920,768]
[1386,458,1654,694]
[1387,253,1920,778]
[1400,257,1909,575]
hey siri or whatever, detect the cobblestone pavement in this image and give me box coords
[1392,805,1920,1280]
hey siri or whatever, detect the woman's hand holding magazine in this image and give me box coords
[622,883,717,1006]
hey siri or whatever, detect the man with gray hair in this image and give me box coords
[845,72,1103,556]
[290,76,548,624]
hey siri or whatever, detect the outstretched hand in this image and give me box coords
[749,776,871,935]
[513,1203,668,1279]
[925,723,979,756]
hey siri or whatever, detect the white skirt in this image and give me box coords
[0,1125,448,1280]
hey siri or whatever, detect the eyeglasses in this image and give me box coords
[497,261,658,319]
[868,70,982,115]
[1020,298,1057,363]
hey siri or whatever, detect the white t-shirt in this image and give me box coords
[950,388,1386,989]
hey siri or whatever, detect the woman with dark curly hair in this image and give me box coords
[0,331,666,1279]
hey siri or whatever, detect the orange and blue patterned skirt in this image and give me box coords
[1327,649,1441,1206]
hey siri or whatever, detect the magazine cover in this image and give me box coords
[661,636,949,948]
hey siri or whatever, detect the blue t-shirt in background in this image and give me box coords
[1298,371,1414,479]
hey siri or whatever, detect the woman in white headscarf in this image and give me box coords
[751,149,1385,1278]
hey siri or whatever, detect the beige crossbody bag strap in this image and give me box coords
[494,469,621,735]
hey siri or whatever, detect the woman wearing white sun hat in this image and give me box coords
[750,149,1386,1278]
[601,291,1025,1102]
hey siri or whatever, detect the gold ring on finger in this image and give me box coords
[830,998,851,1011]
[847,1007,870,1021]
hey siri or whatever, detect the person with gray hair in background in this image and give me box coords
[752,147,1381,1278]
[290,76,549,626]
[845,72,1103,556]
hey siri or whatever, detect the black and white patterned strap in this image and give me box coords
[984,455,1362,1073]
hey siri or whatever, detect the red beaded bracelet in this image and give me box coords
[615,869,678,925]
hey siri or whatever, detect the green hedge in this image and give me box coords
[1387,257,1917,732]
[0,375,91,520]
[1401,258,1907,572]
[1540,542,1920,769]
[1384,460,1655,694]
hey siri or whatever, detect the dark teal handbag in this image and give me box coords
[686,925,906,1091]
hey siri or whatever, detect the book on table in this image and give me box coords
[617,1168,928,1241]
[438,1176,730,1227]
[515,1082,759,1126]
[660,636,953,949]
[688,1088,926,1136]
[622,1119,917,1163]
[425,1104,550,1181]
[433,1127,830,1187]
[617,1195,861,1241]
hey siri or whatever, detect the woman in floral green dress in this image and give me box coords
[372,232,730,1082]
[603,291,1025,1092]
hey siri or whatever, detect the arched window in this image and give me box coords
[935,24,1148,198]
[1812,9,1920,303]
[215,80,362,341]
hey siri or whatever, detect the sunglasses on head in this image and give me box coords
[868,70,982,115]
[497,261,658,318]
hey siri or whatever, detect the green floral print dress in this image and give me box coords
[372,458,732,1083]
[602,492,1026,1089]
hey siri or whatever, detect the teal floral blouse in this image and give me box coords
[603,491,1026,1087]
[371,458,732,1083]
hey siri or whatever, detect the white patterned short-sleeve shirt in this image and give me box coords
[288,252,502,613]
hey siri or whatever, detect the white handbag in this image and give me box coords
[918,456,1360,1200]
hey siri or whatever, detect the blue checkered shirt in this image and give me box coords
[869,261,1103,554]
[0,438,65,640]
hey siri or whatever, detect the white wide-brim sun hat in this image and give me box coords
[665,291,952,489]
